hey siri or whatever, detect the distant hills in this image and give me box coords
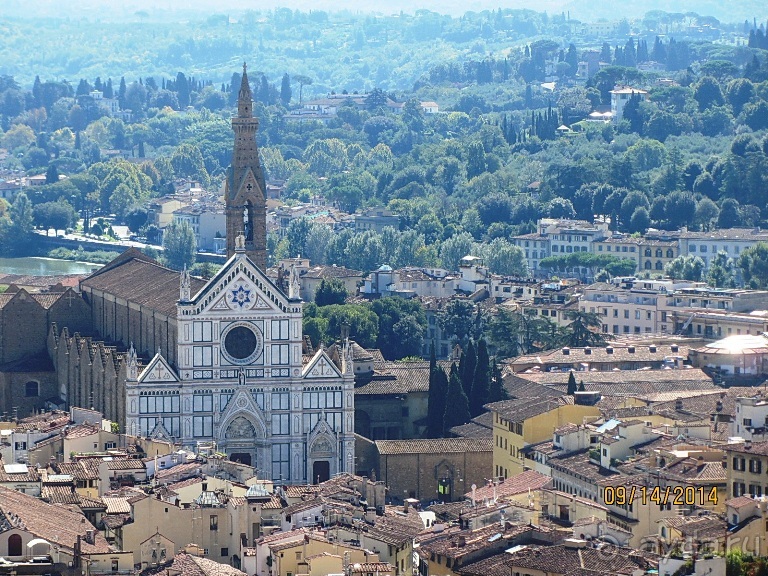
[2,0,765,22]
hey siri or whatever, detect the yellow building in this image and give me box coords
[725,441,768,498]
[488,392,600,478]
[267,535,381,576]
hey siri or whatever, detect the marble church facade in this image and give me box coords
[42,64,356,484]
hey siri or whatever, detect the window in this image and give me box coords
[193,321,212,342]
[272,443,290,482]
[25,381,39,397]
[271,319,289,340]
[210,515,218,531]
[690,244,696,252]
[193,346,213,367]
[272,344,289,365]
[222,548,229,557]
[139,417,157,435]
[303,390,342,409]
[271,413,290,435]
[193,416,213,437]
[14,441,27,450]
[112,559,119,572]
[272,392,289,410]
[139,393,180,414]
[193,393,213,412]
[624,310,629,319]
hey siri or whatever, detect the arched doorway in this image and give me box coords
[8,534,22,556]
[222,415,259,470]
[312,461,330,484]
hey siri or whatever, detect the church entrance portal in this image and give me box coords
[312,461,330,483]
[230,452,252,466]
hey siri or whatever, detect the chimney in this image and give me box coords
[675,399,683,411]
[404,499,409,513]
[202,482,208,492]
[458,535,466,547]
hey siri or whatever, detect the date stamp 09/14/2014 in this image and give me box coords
[602,485,719,507]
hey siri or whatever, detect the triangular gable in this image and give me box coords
[302,348,342,379]
[138,352,179,383]
[188,254,291,315]
[149,421,172,442]
[218,388,267,438]
[233,167,265,205]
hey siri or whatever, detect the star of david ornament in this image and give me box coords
[231,285,252,308]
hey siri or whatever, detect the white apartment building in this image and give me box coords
[512,219,610,278]
[610,86,649,122]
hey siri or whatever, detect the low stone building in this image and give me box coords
[373,437,492,502]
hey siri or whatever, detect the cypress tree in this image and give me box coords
[470,339,491,417]
[567,371,577,395]
[578,380,586,392]
[426,342,448,438]
[459,340,476,399]
[445,367,471,430]
[488,360,508,403]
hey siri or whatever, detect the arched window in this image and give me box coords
[655,248,662,258]
[25,381,39,397]
[644,248,651,257]
[667,249,674,258]
[8,534,22,556]
[243,201,254,241]
[656,261,664,270]
[644,261,652,270]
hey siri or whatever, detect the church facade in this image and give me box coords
[47,65,356,484]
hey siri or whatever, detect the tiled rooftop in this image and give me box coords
[376,437,492,455]
[0,485,113,554]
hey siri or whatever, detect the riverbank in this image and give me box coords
[0,256,102,277]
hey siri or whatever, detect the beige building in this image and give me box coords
[488,380,600,478]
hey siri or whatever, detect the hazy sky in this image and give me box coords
[2,0,764,23]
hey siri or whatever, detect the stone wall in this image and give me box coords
[48,324,128,428]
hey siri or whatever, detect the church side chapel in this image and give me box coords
[44,64,356,484]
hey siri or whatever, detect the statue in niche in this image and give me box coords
[238,368,246,386]
[226,416,255,439]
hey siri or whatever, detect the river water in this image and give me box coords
[0,257,102,277]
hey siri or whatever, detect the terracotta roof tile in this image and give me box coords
[376,438,492,455]
[81,251,206,318]
[0,485,113,554]
[466,470,551,501]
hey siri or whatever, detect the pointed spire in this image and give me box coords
[127,343,138,381]
[344,338,354,376]
[288,264,301,300]
[238,62,253,118]
[180,265,191,302]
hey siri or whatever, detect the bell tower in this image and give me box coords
[225,63,267,269]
